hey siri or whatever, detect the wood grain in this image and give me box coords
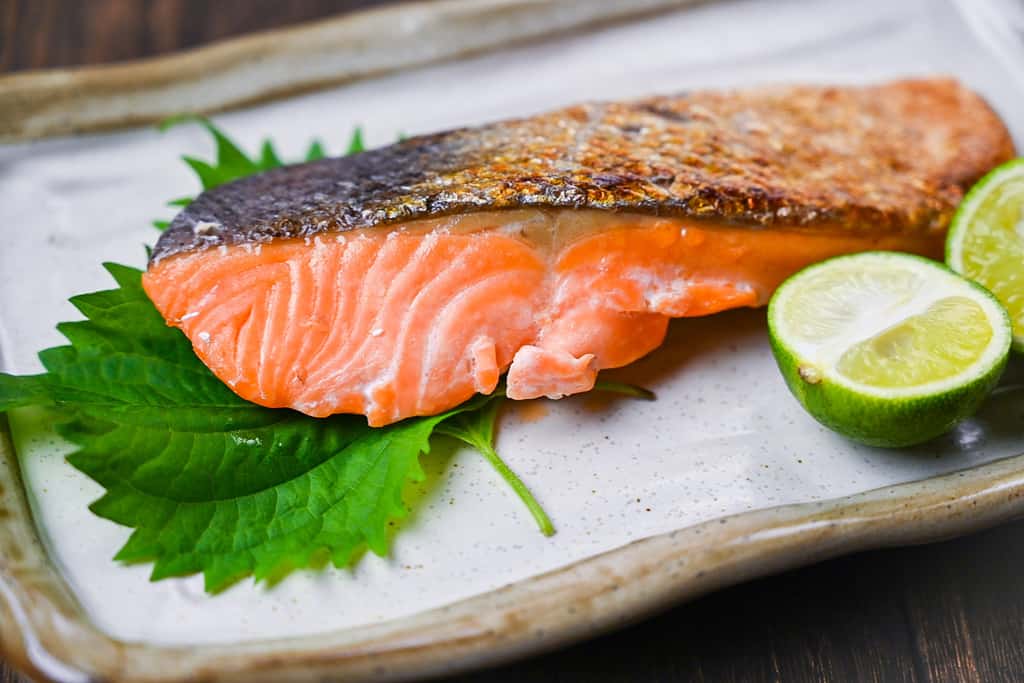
[448,523,1024,683]
[0,0,385,73]
[0,664,26,683]
[4,3,1024,683]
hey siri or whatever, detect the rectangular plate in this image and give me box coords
[1,0,1023,680]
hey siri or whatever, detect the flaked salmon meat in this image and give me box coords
[143,79,1015,426]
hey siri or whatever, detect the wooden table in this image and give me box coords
[3,2,1023,681]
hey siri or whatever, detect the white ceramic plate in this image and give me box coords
[1,0,1023,680]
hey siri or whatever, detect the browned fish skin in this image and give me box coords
[151,78,1015,263]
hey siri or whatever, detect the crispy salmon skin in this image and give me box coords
[145,78,1015,425]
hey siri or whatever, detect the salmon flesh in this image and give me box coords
[144,79,1015,426]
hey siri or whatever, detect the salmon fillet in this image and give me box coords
[144,78,1015,426]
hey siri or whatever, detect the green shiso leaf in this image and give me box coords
[260,139,285,169]
[305,139,327,161]
[345,127,365,155]
[165,115,259,189]
[0,373,50,411]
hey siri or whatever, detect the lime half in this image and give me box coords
[947,158,1024,351]
[768,252,1011,447]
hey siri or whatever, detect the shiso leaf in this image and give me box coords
[345,127,365,155]
[305,140,327,161]
[260,139,285,169]
[0,373,50,411]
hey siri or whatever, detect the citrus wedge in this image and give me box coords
[947,158,1024,351]
[768,252,1011,447]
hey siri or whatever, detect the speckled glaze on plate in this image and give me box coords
[2,0,1024,681]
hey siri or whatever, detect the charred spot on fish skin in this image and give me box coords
[639,103,693,124]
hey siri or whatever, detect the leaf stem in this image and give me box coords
[437,398,555,537]
[592,379,656,400]
[475,439,555,537]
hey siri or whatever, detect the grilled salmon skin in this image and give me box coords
[144,78,1015,426]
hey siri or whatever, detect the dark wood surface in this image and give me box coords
[3,2,1023,681]
[0,0,387,72]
